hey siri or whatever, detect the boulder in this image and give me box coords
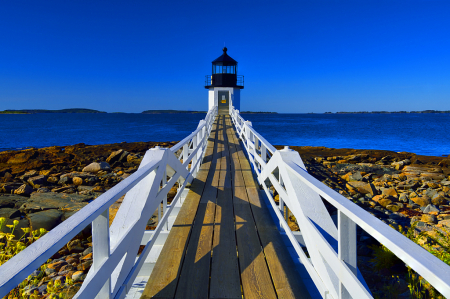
[19,170,38,181]
[19,192,91,213]
[106,149,129,164]
[411,195,431,207]
[432,194,447,206]
[58,176,72,185]
[0,194,29,209]
[378,198,393,207]
[386,204,400,212]
[1,182,23,193]
[423,204,440,214]
[0,208,21,219]
[82,162,110,173]
[346,181,378,195]
[28,209,63,231]
[421,214,436,224]
[381,187,398,198]
[14,184,33,196]
[27,175,47,188]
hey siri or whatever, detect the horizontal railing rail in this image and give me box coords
[230,106,450,299]
[0,106,218,299]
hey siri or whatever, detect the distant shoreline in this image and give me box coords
[323,110,450,114]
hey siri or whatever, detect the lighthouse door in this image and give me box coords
[218,91,229,115]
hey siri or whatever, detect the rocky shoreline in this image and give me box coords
[0,141,177,297]
[287,145,450,297]
[1,142,450,297]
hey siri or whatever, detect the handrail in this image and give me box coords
[0,106,218,298]
[230,106,450,299]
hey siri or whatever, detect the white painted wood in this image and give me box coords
[93,209,112,299]
[338,211,357,299]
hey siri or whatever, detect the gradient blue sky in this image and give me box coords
[1,0,449,113]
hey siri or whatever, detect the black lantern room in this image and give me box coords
[205,47,244,89]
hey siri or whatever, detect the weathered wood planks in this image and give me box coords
[141,115,310,299]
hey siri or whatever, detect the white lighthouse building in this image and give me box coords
[205,47,244,115]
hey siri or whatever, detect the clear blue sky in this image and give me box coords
[1,0,449,113]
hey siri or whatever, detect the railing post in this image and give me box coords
[162,169,168,231]
[183,143,188,165]
[192,135,198,176]
[338,211,357,299]
[92,209,111,299]
[261,144,267,163]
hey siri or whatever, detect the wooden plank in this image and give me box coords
[141,118,219,299]
[228,115,311,299]
[174,117,222,298]
[210,117,241,299]
[247,188,311,299]
[225,116,277,299]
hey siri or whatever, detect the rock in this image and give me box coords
[411,195,431,207]
[82,162,110,173]
[346,181,378,195]
[0,197,15,209]
[47,260,68,272]
[432,194,447,206]
[36,187,51,193]
[386,204,400,212]
[19,170,38,181]
[58,176,72,185]
[421,214,437,224]
[72,271,86,282]
[14,184,34,196]
[438,220,450,227]
[82,247,92,256]
[27,175,47,188]
[19,192,90,213]
[1,182,23,193]
[379,198,393,208]
[0,208,21,219]
[81,252,92,260]
[77,260,92,271]
[127,153,142,165]
[51,186,77,193]
[72,177,83,185]
[381,187,398,198]
[92,186,105,192]
[28,209,63,231]
[106,149,129,164]
[7,150,37,164]
[399,193,409,203]
[423,204,440,214]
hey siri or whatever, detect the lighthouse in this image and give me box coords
[205,47,244,115]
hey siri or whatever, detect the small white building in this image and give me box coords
[205,47,244,115]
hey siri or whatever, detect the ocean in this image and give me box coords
[0,113,449,157]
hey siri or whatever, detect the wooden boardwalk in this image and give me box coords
[141,115,310,299]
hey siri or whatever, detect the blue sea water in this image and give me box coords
[0,113,449,157]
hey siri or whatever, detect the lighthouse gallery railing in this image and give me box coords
[230,106,450,299]
[0,106,218,299]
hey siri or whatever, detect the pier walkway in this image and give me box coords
[141,115,309,298]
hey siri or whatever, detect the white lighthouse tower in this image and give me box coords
[205,47,244,115]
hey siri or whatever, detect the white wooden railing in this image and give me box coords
[0,106,218,299]
[230,106,450,299]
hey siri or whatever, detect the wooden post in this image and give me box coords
[92,209,111,299]
[338,210,357,299]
